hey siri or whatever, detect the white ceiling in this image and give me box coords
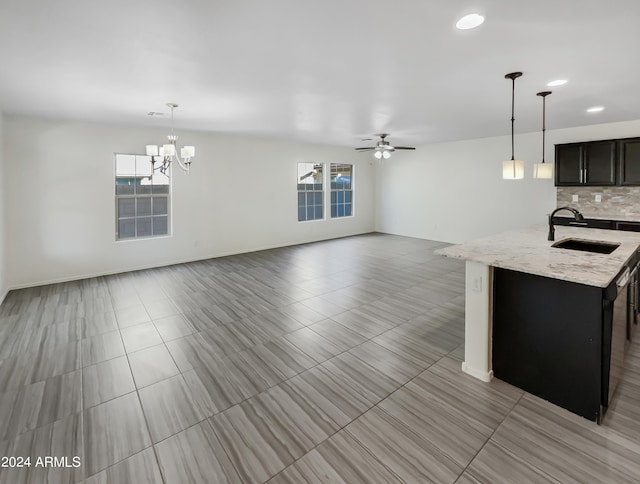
[0,0,638,148]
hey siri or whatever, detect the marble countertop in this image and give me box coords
[435,225,640,288]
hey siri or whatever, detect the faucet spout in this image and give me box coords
[548,206,584,241]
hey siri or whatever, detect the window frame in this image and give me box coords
[114,153,172,241]
[297,162,325,222]
[330,163,354,219]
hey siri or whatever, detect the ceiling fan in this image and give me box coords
[355,134,416,159]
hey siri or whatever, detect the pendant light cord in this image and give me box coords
[510,76,515,161]
[542,95,546,163]
[536,91,552,164]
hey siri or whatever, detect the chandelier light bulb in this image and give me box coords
[374,151,383,159]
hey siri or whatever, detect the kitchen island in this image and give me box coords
[436,225,640,421]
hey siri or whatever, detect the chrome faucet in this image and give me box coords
[548,206,585,241]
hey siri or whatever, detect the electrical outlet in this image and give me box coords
[472,277,483,292]
[572,194,579,202]
[594,193,602,203]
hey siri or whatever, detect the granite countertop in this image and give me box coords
[435,225,640,288]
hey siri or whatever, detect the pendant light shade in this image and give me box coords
[533,162,553,179]
[503,159,524,179]
[503,72,524,179]
[533,91,553,179]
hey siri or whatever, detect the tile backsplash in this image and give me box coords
[557,187,640,221]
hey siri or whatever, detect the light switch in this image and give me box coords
[572,194,579,202]
[594,193,602,203]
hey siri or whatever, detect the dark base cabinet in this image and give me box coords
[492,268,620,422]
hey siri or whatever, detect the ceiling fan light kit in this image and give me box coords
[355,133,416,159]
[502,72,525,180]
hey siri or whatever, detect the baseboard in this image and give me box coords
[0,288,7,306]
[461,362,494,382]
[6,230,376,291]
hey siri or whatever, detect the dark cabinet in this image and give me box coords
[584,141,616,185]
[555,141,616,186]
[618,137,640,185]
[555,144,582,185]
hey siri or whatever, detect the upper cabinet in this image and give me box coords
[618,138,640,185]
[555,138,640,186]
[555,144,583,185]
[555,140,616,186]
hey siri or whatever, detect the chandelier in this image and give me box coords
[145,103,195,175]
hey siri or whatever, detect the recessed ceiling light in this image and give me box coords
[586,106,605,113]
[547,79,568,87]
[456,13,485,30]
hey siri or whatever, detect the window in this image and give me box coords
[297,162,324,221]
[115,154,170,240]
[330,163,353,218]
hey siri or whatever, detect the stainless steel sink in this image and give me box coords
[552,238,620,254]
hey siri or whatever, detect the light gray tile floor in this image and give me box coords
[0,233,638,483]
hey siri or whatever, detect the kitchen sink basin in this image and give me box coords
[552,238,620,254]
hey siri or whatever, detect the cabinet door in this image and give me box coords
[584,141,616,185]
[555,144,582,186]
[619,138,640,185]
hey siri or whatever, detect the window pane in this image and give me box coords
[345,203,352,216]
[135,155,153,177]
[152,184,169,194]
[152,197,168,215]
[136,217,152,237]
[298,207,306,222]
[136,198,151,216]
[118,198,135,218]
[152,173,169,186]
[298,163,323,187]
[135,181,152,195]
[115,155,136,176]
[116,184,135,195]
[118,219,135,239]
[153,216,168,235]
[314,206,323,220]
[331,205,337,217]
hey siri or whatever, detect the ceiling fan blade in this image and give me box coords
[355,147,375,151]
[393,147,416,150]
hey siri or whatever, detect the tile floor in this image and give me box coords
[0,233,638,483]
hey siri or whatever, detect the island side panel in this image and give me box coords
[462,261,494,382]
[492,268,603,421]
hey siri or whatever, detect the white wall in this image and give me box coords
[4,115,375,288]
[377,120,640,244]
[0,112,6,303]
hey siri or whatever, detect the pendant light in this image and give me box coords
[533,91,553,179]
[502,72,524,179]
